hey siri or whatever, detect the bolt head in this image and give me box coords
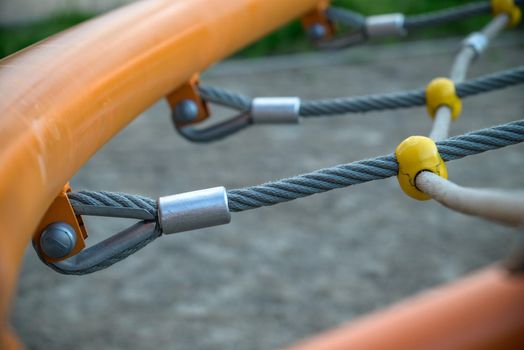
[40,222,77,259]
[308,23,327,41]
[174,99,199,122]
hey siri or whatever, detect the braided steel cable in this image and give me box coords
[197,65,524,117]
[404,2,492,30]
[60,119,524,274]
[328,1,523,31]
[68,191,157,217]
[228,119,524,211]
[68,119,524,215]
[325,7,366,28]
[198,85,251,111]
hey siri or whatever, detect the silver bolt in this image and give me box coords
[308,23,327,41]
[174,99,199,122]
[40,222,77,259]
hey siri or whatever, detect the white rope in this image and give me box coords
[482,14,509,40]
[428,14,508,141]
[416,172,524,227]
[422,13,524,227]
[428,106,452,142]
[450,48,476,82]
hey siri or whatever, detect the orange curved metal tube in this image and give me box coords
[285,267,524,350]
[0,0,319,347]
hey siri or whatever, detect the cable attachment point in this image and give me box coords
[301,0,334,42]
[491,0,522,27]
[365,13,406,38]
[251,97,301,124]
[167,73,210,127]
[33,183,88,262]
[396,136,448,201]
[158,187,231,234]
[167,75,251,143]
[462,32,488,56]
[426,78,462,120]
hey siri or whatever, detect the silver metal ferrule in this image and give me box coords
[158,187,231,234]
[365,13,406,38]
[462,32,487,56]
[251,97,300,124]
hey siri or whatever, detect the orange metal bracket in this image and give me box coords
[32,183,87,263]
[166,73,210,127]
[300,0,335,40]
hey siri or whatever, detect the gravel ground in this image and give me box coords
[11,34,524,350]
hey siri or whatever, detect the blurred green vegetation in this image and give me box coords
[0,1,520,59]
[0,12,95,58]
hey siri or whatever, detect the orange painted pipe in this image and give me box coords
[284,267,524,350]
[0,0,319,347]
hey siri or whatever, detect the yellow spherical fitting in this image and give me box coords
[425,77,462,121]
[492,0,522,27]
[395,136,448,201]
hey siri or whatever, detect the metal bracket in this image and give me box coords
[167,75,252,143]
[32,183,88,262]
[301,0,335,42]
[166,73,210,127]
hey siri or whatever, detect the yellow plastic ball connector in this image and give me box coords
[492,0,522,27]
[425,77,462,120]
[396,136,448,201]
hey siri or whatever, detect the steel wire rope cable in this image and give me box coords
[63,119,524,273]
[325,1,524,31]
[404,2,493,30]
[197,65,524,116]
[69,119,524,214]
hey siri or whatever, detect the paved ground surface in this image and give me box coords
[11,34,524,350]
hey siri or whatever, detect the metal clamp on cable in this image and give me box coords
[158,187,231,234]
[462,32,488,56]
[365,13,406,38]
[396,136,448,201]
[251,97,301,124]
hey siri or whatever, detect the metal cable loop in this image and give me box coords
[38,225,162,275]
